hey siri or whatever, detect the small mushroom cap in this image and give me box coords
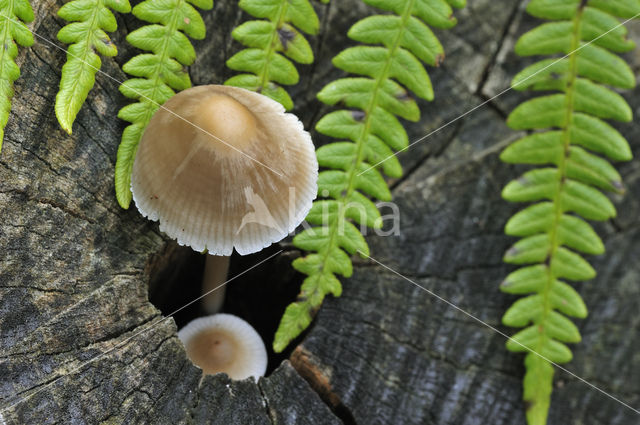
[131,85,318,255]
[178,314,267,380]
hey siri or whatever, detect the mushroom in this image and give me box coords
[130,85,318,313]
[178,313,267,380]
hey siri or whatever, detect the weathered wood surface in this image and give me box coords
[0,0,638,424]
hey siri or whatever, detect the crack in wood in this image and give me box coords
[290,347,358,425]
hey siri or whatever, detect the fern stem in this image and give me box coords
[72,5,101,85]
[55,0,104,134]
[502,1,636,422]
[345,0,414,196]
[532,5,584,425]
[541,4,584,350]
[256,0,289,93]
[127,5,182,144]
[147,6,182,112]
[316,0,416,297]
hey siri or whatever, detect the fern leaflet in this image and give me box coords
[55,0,131,134]
[225,0,320,110]
[500,1,637,424]
[273,0,466,352]
[114,0,213,209]
[0,0,34,151]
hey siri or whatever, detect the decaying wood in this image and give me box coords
[1,1,638,424]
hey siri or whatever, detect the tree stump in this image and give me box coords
[1,1,638,424]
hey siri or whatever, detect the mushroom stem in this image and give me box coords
[202,254,230,314]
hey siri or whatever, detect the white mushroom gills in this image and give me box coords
[178,314,268,380]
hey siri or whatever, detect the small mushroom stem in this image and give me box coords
[202,254,230,314]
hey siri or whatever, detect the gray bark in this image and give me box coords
[1,0,639,424]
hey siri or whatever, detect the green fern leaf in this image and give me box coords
[0,0,34,151]
[114,0,213,209]
[225,0,321,110]
[273,0,464,352]
[500,2,636,424]
[55,0,131,134]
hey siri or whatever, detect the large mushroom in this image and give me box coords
[131,85,318,313]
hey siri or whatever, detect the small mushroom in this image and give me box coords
[178,314,267,380]
[131,85,318,312]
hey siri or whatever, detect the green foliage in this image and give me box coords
[273,0,466,353]
[0,0,34,151]
[114,0,213,209]
[55,0,131,134]
[500,1,637,424]
[225,0,321,110]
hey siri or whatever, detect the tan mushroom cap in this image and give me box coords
[178,314,267,380]
[131,85,318,255]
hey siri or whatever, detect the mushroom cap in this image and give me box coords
[178,314,267,380]
[131,85,318,255]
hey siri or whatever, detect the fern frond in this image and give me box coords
[500,1,637,424]
[225,0,321,110]
[0,0,34,151]
[55,0,131,134]
[273,0,466,353]
[114,0,213,209]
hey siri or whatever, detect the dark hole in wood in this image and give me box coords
[147,242,308,375]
